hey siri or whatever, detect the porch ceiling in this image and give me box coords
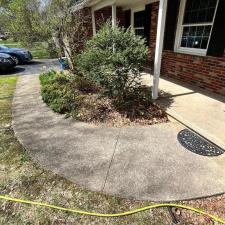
[71,0,159,12]
[89,0,159,10]
[115,0,158,8]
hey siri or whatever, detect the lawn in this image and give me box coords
[0,76,169,225]
[0,76,224,225]
[0,39,51,59]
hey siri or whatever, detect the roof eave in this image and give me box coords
[70,0,92,12]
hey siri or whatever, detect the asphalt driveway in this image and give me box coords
[0,59,60,76]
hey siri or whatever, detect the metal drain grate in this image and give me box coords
[178,129,224,156]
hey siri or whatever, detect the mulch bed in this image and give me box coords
[73,93,168,127]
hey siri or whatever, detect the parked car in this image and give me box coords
[0,45,32,64]
[0,53,16,72]
[0,34,7,40]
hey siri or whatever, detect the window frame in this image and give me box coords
[174,0,219,56]
[131,5,145,36]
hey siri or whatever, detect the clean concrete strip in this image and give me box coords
[12,75,120,192]
[143,75,225,150]
[160,79,225,150]
[12,75,225,201]
[103,124,225,201]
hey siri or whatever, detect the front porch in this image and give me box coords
[73,0,225,98]
[142,73,225,149]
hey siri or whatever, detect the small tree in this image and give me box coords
[60,9,91,70]
[44,0,91,70]
[0,0,89,62]
[1,0,51,44]
[78,23,148,105]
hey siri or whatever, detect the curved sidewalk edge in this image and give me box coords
[12,75,225,202]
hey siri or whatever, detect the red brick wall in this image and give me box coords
[81,7,93,38]
[65,7,93,54]
[161,51,225,96]
[95,7,125,31]
[148,2,159,70]
[147,2,225,96]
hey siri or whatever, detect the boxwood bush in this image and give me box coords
[77,23,148,105]
[40,70,81,115]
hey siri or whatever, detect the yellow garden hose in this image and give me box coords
[0,195,225,224]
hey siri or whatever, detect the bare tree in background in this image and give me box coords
[48,0,92,70]
[0,0,91,70]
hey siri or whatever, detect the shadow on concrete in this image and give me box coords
[112,85,174,121]
[160,91,196,98]
[0,67,25,75]
[27,61,45,65]
[0,59,60,77]
[161,76,225,104]
[156,90,175,112]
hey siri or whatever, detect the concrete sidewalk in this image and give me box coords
[12,75,225,201]
[143,75,225,150]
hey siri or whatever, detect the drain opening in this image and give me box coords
[177,129,224,156]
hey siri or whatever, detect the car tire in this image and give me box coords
[11,56,19,65]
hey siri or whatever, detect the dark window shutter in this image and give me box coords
[164,0,180,50]
[124,10,131,29]
[207,0,225,57]
[144,4,152,47]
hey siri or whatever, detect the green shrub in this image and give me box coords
[39,71,81,115]
[47,41,60,58]
[77,23,148,104]
[74,76,99,94]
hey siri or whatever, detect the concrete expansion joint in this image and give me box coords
[102,128,122,192]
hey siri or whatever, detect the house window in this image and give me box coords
[133,10,145,37]
[175,0,219,56]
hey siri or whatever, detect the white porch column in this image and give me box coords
[152,0,168,100]
[91,8,96,35]
[112,4,117,27]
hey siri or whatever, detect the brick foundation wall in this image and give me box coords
[147,2,225,96]
[161,51,225,96]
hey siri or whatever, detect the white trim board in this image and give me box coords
[123,0,159,11]
[92,0,116,11]
[91,0,159,12]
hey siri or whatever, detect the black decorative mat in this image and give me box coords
[178,129,224,156]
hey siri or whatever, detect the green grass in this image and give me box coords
[0,76,168,224]
[0,40,51,59]
[0,39,16,45]
[0,76,17,126]
[0,76,224,225]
